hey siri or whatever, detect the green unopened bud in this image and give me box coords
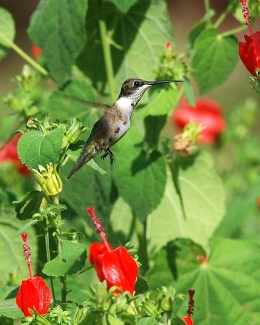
[160,286,176,311]
[143,300,157,316]
[33,164,62,196]
[64,118,87,145]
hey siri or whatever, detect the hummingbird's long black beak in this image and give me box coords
[146,80,183,86]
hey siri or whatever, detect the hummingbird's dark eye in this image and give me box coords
[134,81,140,87]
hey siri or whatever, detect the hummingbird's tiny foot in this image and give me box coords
[101,148,115,164]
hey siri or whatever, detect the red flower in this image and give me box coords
[238,1,260,77]
[239,32,260,78]
[32,44,42,59]
[16,276,52,317]
[182,316,193,325]
[16,234,52,316]
[172,98,225,144]
[0,134,31,176]
[87,207,138,295]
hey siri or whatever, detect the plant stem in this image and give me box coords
[98,0,116,102]
[45,230,56,302]
[213,3,232,29]
[134,212,149,273]
[220,25,247,38]
[0,31,48,76]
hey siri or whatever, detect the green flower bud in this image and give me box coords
[64,118,87,145]
[33,164,62,196]
[143,300,157,316]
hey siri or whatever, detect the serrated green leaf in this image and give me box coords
[172,238,260,325]
[0,7,15,59]
[191,28,238,94]
[18,129,64,170]
[43,240,87,276]
[110,0,139,14]
[12,190,43,220]
[147,150,225,252]
[28,0,88,86]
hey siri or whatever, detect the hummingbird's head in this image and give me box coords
[118,78,182,108]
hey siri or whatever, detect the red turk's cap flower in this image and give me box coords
[238,0,260,77]
[16,276,52,317]
[87,207,138,295]
[239,32,260,77]
[16,234,52,316]
[172,98,226,144]
[0,134,31,176]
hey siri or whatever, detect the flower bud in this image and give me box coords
[33,164,62,196]
[64,118,87,145]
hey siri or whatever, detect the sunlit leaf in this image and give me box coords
[18,129,64,170]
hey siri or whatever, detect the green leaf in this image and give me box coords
[18,129,64,170]
[172,238,260,325]
[82,0,175,94]
[135,274,149,295]
[113,148,167,222]
[28,0,88,86]
[144,115,167,150]
[12,190,44,220]
[61,160,117,224]
[141,86,179,117]
[147,151,225,252]
[0,286,22,319]
[110,0,139,14]
[43,240,87,276]
[186,9,215,56]
[184,76,195,106]
[43,80,98,124]
[191,28,238,94]
[0,213,38,284]
[0,7,15,59]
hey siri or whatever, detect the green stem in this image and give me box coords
[0,30,48,76]
[213,3,232,29]
[98,0,116,102]
[134,212,149,273]
[45,230,56,302]
[204,0,211,26]
[219,25,248,38]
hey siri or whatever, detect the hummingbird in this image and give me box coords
[67,78,182,179]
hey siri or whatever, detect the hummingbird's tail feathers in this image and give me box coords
[67,144,98,179]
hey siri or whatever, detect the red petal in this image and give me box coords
[89,242,109,282]
[182,316,193,325]
[101,247,138,294]
[0,134,31,176]
[16,276,52,316]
